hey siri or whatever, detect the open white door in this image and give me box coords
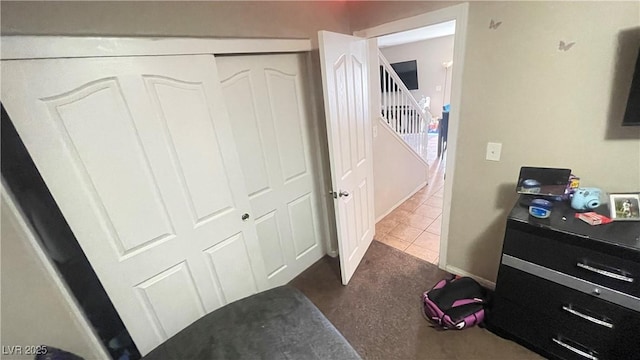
[318,31,375,285]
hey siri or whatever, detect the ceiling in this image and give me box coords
[377,20,456,48]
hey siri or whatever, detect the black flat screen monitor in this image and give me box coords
[516,167,572,196]
[380,60,419,92]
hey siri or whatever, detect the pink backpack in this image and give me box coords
[421,277,487,330]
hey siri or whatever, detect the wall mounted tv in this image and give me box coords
[380,60,419,92]
[622,47,640,126]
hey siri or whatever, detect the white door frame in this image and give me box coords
[0,36,311,60]
[354,3,469,274]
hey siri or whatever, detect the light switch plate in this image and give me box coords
[373,125,378,138]
[486,142,502,161]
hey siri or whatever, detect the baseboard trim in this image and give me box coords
[443,264,496,290]
[375,180,428,223]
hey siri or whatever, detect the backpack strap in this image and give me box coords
[442,301,486,329]
[442,299,485,316]
[450,298,486,308]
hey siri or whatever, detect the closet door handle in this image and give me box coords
[576,262,634,283]
[561,305,613,329]
[552,338,598,360]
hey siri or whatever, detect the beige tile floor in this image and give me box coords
[374,134,445,265]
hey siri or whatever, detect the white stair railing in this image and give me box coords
[378,50,431,162]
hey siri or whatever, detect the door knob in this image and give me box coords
[242,213,250,221]
[339,190,350,197]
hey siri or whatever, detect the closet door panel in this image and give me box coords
[288,193,319,258]
[216,71,271,197]
[265,69,308,182]
[254,211,287,279]
[203,233,260,304]
[42,79,174,254]
[144,76,235,222]
[218,53,326,287]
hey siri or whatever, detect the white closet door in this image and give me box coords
[216,53,325,287]
[1,55,268,355]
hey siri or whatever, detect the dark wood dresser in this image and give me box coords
[487,198,640,360]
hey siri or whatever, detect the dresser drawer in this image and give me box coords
[503,227,640,297]
[489,295,639,360]
[490,296,609,360]
[495,264,640,354]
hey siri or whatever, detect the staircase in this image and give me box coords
[378,50,432,163]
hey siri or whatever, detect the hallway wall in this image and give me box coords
[381,35,455,118]
[373,120,429,220]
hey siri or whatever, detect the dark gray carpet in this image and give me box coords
[143,286,361,360]
[289,240,543,360]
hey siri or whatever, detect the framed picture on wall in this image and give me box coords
[609,193,640,221]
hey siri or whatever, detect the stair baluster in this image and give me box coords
[378,50,431,162]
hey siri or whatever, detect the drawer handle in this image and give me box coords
[561,305,613,329]
[552,338,598,360]
[576,262,634,283]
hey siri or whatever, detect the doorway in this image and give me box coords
[356,3,469,270]
[372,22,454,266]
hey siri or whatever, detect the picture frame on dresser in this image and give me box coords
[609,193,640,221]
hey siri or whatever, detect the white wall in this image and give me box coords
[381,35,455,118]
[352,1,640,283]
[447,1,640,283]
[0,1,350,49]
[373,120,429,220]
[1,196,102,360]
